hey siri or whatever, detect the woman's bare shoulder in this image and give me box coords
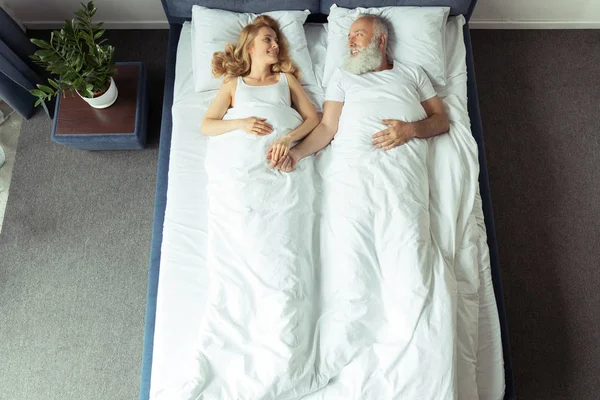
[284,72,301,88]
[221,76,238,92]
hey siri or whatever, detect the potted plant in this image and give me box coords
[29,1,118,109]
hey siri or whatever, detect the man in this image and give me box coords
[270,14,457,399]
[271,13,449,171]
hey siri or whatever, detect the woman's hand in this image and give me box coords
[267,134,292,167]
[240,117,273,136]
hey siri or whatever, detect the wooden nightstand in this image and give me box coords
[51,62,148,150]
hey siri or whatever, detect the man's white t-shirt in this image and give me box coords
[324,63,437,153]
[325,62,436,106]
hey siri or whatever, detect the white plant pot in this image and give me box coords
[77,77,118,109]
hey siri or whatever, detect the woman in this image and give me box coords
[169,16,327,400]
[200,15,318,165]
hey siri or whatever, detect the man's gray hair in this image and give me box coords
[355,13,389,41]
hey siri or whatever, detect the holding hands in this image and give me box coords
[372,119,415,150]
[237,117,297,171]
[236,116,300,172]
[267,134,293,167]
[268,149,299,172]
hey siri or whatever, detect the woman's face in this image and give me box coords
[249,27,279,66]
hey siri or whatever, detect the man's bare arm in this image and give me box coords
[412,95,449,139]
[291,101,344,160]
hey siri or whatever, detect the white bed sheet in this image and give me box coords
[151,18,503,399]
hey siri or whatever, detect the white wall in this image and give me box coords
[2,0,600,29]
[0,0,168,29]
[471,0,600,28]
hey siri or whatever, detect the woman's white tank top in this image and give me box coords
[234,73,291,108]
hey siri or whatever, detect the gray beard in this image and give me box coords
[342,39,383,75]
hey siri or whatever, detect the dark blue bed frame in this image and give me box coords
[139,1,516,399]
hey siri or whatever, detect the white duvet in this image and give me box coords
[294,96,504,400]
[428,96,505,400]
[164,99,459,399]
[166,101,473,400]
[160,105,329,399]
[297,85,458,399]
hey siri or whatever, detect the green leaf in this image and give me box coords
[74,55,84,72]
[48,79,61,90]
[80,31,93,43]
[30,89,46,97]
[93,29,104,39]
[37,84,54,94]
[30,38,52,49]
[34,98,44,107]
[35,49,56,59]
[67,50,78,64]
[79,87,93,98]
[63,71,78,82]
[54,65,70,75]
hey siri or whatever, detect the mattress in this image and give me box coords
[150,18,503,398]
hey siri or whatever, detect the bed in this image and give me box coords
[140,0,516,398]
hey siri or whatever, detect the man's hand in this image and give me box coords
[372,119,415,150]
[268,148,299,172]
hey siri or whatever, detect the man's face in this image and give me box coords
[347,18,375,53]
[343,18,384,75]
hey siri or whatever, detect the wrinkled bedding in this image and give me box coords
[150,18,505,400]
[158,105,326,399]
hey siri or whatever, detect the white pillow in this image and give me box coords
[191,6,318,92]
[304,23,329,89]
[323,4,450,88]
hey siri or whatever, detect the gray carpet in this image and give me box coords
[0,30,167,400]
[0,28,599,400]
[472,30,600,399]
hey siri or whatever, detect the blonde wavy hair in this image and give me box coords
[212,15,299,80]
